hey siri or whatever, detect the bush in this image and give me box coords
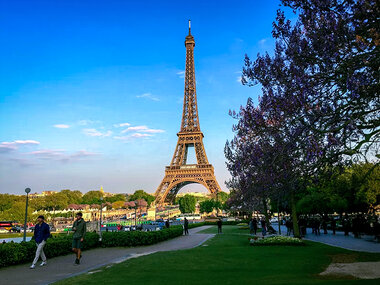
[0,232,100,268]
[188,222,205,229]
[204,220,249,226]
[101,226,183,247]
[250,235,305,246]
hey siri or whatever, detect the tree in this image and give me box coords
[60,189,83,205]
[243,0,379,162]
[0,201,35,223]
[0,194,22,211]
[81,191,103,205]
[44,192,69,211]
[199,199,215,214]
[105,194,126,204]
[128,190,155,207]
[112,200,126,209]
[178,195,197,214]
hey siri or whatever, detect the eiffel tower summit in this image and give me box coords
[154,21,221,205]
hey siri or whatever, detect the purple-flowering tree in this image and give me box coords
[225,0,379,237]
[243,0,379,163]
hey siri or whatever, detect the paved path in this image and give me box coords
[0,226,214,285]
[274,224,380,253]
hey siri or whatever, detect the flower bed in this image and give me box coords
[250,235,304,246]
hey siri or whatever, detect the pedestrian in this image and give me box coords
[331,218,336,235]
[249,218,257,235]
[343,215,350,236]
[217,218,222,234]
[165,219,170,228]
[72,212,86,265]
[322,215,328,234]
[30,215,50,269]
[2,240,5,244]
[261,218,267,237]
[286,219,292,236]
[184,217,189,235]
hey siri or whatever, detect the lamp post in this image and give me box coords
[99,197,103,240]
[23,188,31,242]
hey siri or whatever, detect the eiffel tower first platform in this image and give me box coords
[154,21,221,205]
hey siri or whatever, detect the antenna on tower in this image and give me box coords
[188,19,191,34]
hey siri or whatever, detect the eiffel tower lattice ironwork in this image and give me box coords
[154,21,221,205]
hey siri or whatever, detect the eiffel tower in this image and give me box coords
[154,21,221,205]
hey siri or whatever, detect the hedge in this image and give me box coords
[101,226,183,247]
[0,232,100,268]
[0,225,190,268]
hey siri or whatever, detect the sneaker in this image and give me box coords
[75,258,80,265]
[40,261,47,267]
[30,264,35,269]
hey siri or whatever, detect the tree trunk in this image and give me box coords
[291,192,300,238]
[262,199,270,225]
[277,199,281,235]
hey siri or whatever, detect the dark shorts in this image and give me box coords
[72,238,83,249]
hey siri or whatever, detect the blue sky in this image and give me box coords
[0,0,286,195]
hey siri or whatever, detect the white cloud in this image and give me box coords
[78,120,94,126]
[136,93,160,101]
[114,122,131,128]
[142,129,165,134]
[121,125,165,134]
[131,133,152,138]
[29,149,65,159]
[12,140,40,145]
[114,133,153,141]
[177,70,185,78]
[121,126,148,133]
[28,149,99,163]
[53,124,70,129]
[0,140,40,152]
[258,38,267,45]
[83,128,112,137]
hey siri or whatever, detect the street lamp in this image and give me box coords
[99,197,103,240]
[23,188,31,242]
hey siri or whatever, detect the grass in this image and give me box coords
[0,232,68,239]
[0,232,33,238]
[54,226,380,285]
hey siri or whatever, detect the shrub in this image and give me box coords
[204,220,249,226]
[101,226,183,247]
[250,235,304,246]
[0,232,100,268]
[188,222,205,229]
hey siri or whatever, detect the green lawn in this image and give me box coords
[0,232,33,238]
[55,226,380,285]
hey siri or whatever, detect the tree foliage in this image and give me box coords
[128,190,155,207]
[225,0,379,236]
[178,195,197,214]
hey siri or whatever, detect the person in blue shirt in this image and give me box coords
[30,215,50,269]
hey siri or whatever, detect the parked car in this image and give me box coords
[0,227,8,233]
[270,217,279,223]
[10,226,22,233]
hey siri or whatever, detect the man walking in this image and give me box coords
[249,218,257,235]
[30,215,50,269]
[217,218,222,234]
[261,218,267,237]
[72,212,86,265]
[183,217,189,235]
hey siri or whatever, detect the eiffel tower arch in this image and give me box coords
[154,21,221,205]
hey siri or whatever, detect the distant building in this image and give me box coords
[98,185,114,197]
[42,191,58,196]
[176,191,211,198]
